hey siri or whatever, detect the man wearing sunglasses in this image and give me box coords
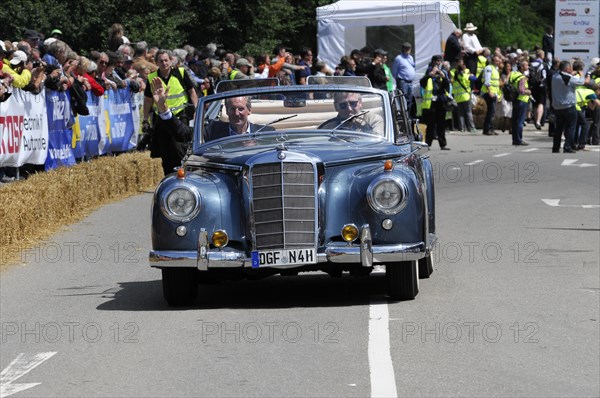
[320,92,384,135]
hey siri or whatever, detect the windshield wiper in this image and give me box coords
[330,110,370,133]
[253,114,298,134]
[328,110,370,142]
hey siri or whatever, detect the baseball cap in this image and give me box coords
[50,29,63,37]
[374,48,388,56]
[10,50,28,65]
[585,93,598,101]
[402,42,412,49]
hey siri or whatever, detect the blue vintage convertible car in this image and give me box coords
[149,77,436,306]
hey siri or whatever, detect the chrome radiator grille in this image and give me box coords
[251,162,316,250]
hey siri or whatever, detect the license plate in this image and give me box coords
[251,248,316,268]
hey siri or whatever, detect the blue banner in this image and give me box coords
[106,88,135,153]
[45,90,75,170]
[73,92,101,159]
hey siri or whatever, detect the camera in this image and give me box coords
[32,60,42,68]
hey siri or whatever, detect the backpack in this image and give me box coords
[529,62,545,88]
[502,74,521,102]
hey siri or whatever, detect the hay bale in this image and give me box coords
[0,152,163,269]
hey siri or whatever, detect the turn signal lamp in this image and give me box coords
[341,224,359,242]
[384,159,394,172]
[176,167,186,179]
[211,230,229,248]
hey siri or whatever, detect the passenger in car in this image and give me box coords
[319,92,384,135]
[204,96,274,141]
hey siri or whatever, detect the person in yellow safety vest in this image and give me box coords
[574,85,595,150]
[475,48,490,79]
[420,54,451,150]
[481,54,502,136]
[229,58,251,80]
[143,49,199,175]
[449,59,476,132]
[510,60,532,146]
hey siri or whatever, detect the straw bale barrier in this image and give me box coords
[0,152,163,269]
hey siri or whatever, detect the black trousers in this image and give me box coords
[424,102,447,148]
[465,53,478,76]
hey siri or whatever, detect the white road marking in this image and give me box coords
[589,148,600,152]
[369,300,397,398]
[464,160,484,166]
[0,352,57,397]
[522,148,539,152]
[542,199,600,209]
[561,159,598,168]
[493,153,511,158]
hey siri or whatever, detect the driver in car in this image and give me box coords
[204,96,274,141]
[319,92,384,135]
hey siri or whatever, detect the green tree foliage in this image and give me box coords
[459,0,555,50]
[0,0,554,57]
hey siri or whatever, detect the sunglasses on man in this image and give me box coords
[338,100,359,110]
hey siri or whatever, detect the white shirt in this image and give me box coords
[462,32,482,54]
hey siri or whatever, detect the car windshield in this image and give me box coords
[195,87,389,151]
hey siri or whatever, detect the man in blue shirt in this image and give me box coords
[392,42,416,112]
[295,48,313,85]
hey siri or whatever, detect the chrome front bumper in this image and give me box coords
[149,226,437,270]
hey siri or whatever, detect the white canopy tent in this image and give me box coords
[317,0,461,77]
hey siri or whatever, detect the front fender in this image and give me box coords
[151,172,246,251]
[320,159,426,245]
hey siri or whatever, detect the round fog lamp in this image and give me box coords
[341,224,359,242]
[382,219,393,230]
[211,230,229,248]
[176,225,187,236]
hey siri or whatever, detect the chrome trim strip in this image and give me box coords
[323,152,407,168]
[186,161,243,172]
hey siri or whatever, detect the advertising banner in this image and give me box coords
[72,93,102,159]
[1,86,143,170]
[106,88,136,153]
[555,0,600,66]
[0,89,49,167]
[45,90,75,170]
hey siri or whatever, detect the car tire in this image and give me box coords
[386,261,418,301]
[162,268,198,306]
[418,255,433,279]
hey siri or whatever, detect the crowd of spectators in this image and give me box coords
[2,23,600,181]
[433,23,600,151]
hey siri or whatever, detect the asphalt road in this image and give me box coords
[1,125,599,397]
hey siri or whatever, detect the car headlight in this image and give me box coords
[367,177,408,215]
[162,186,201,221]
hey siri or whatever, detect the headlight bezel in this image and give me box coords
[160,184,202,222]
[367,176,409,215]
